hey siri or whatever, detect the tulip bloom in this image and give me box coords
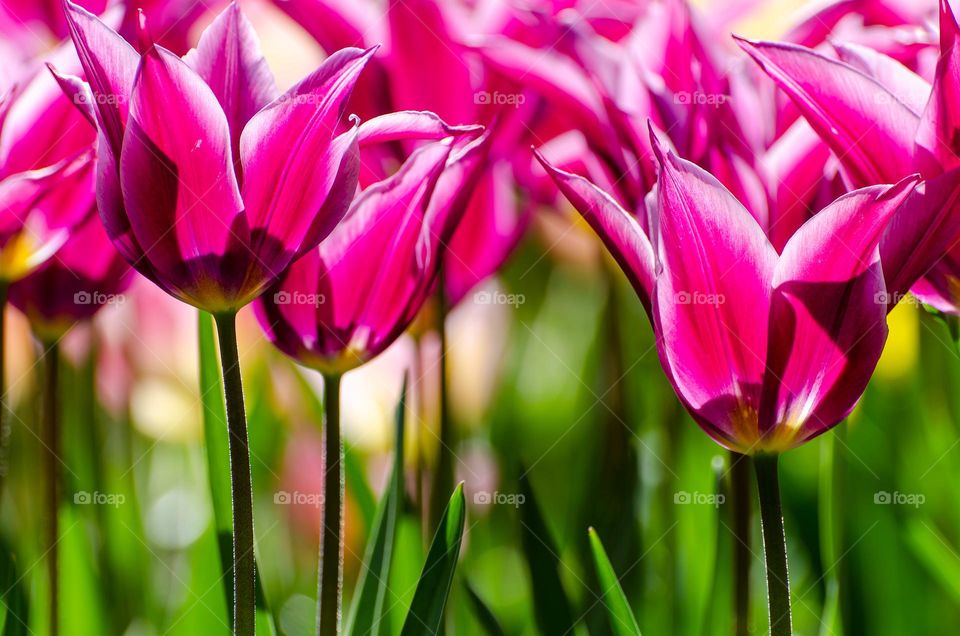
[8,206,131,341]
[255,133,486,375]
[737,0,960,314]
[254,130,486,634]
[58,3,377,632]
[59,1,365,314]
[538,129,927,635]
[540,137,919,454]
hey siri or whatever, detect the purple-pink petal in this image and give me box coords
[120,46,246,309]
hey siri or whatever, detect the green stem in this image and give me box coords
[428,285,454,535]
[317,374,343,636]
[754,454,792,636]
[730,451,751,636]
[213,312,256,636]
[0,284,8,501]
[42,341,60,636]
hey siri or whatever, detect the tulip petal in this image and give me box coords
[764,118,833,251]
[183,1,279,178]
[916,0,960,173]
[833,42,931,115]
[120,46,246,308]
[239,46,373,260]
[650,138,777,450]
[534,151,655,312]
[762,177,917,448]
[736,37,920,186]
[357,110,483,146]
[64,0,138,156]
[386,0,474,123]
[444,163,525,304]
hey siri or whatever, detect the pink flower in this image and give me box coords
[254,131,488,375]
[0,46,95,283]
[537,131,920,453]
[57,1,373,312]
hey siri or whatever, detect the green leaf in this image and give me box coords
[197,311,277,636]
[0,534,28,636]
[588,528,641,636]
[518,471,576,634]
[400,483,466,636]
[905,517,960,604]
[198,311,231,539]
[463,580,506,636]
[345,378,407,636]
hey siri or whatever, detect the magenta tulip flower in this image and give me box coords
[737,0,960,314]
[255,133,487,375]
[1,48,96,284]
[59,1,366,314]
[537,128,927,635]
[254,129,486,634]
[539,136,919,454]
[9,206,131,341]
[56,3,382,632]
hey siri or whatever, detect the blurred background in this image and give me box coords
[1,0,957,634]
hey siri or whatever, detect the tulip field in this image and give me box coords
[5,0,960,634]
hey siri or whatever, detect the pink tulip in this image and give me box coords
[0,47,96,283]
[537,131,920,453]
[254,130,488,375]
[8,206,131,340]
[57,1,371,313]
[738,0,960,313]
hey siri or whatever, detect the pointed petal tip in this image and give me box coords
[646,121,668,167]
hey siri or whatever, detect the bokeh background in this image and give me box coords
[1,0,956,634]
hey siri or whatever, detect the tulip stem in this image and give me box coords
[0,283,8,501]
[214,312,256,636]
[317,374,343,636]
[41,340,60,636]
[754,454,791,636]
[730,451,751,636]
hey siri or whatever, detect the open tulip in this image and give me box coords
[254,129,486,634]
[537,128,926,635]
[57,2,380,632]
[255,132,487,375]
[59,0,366,314]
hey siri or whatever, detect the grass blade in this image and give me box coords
[345,378,407,636]
[463,580,506,636]
[400,483,466,635]
[519,471,576,633]
[588,528,642,636]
